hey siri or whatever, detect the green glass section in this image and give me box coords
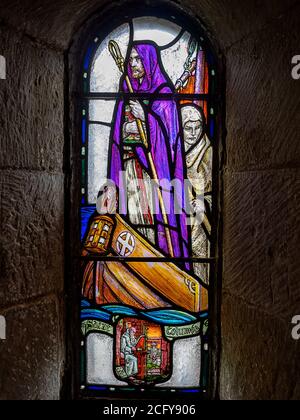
[83,81,88,95]
[80,347,85,384]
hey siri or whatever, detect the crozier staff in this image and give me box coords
[108,40,191,262]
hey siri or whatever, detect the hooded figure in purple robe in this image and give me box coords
[109,42,191,262]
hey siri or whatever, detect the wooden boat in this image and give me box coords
[82,214,208,314]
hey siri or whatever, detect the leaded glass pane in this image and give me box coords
[79,12,217,397]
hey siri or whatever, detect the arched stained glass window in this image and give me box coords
[77,6,219,399]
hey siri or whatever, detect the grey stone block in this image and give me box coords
[0,295,64,400]
[226,6,300,171]
[220,293,300,400]
[0,26,64,171]
[223,169,300,321]
[0,170,64,308]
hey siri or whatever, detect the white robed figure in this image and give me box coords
[182,105,212,283]
[121,327,139,378]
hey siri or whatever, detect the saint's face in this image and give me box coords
[129,48,145,79]
[183,119,203,147]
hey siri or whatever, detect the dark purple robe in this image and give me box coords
[109,42,190,261]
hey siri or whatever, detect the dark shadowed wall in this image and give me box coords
[0,0,299,400]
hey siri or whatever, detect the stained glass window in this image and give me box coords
[78,10,218,398]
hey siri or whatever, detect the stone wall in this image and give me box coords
[0,24,65,400]
[0,0,299,400]
[220,3,300,400]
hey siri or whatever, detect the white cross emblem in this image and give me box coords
[116,231,136,257]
